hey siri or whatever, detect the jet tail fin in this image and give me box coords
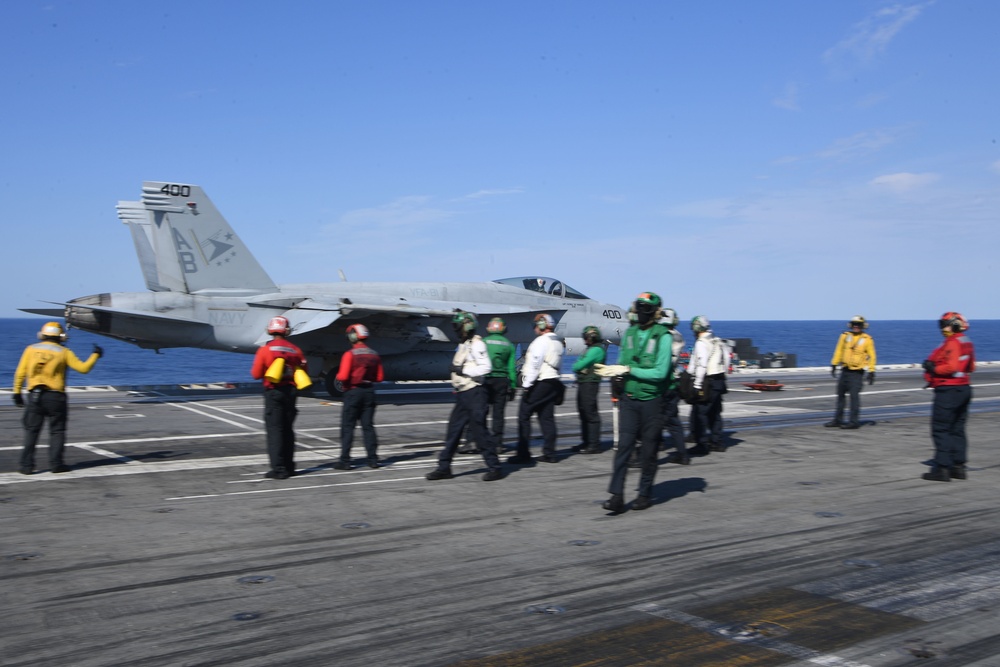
[117,182,277,295]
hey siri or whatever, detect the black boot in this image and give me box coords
[602,494,625,513]
[922,468,951,482]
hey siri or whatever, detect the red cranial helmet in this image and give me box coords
[267,316,290,335]
[346,323,370,343]
[939,311,968,333]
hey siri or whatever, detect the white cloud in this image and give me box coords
[456,187,525,200]
[772,82,800,111]
[823,2,932,70]
[869,171,940,193]
[817,129,898,161]
[337,195,454,229]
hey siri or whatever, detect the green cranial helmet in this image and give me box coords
[691,315,711,333]
[582,325,602,345]
[452,310,478,336]
[634,291,662,308]
[632,291,662,324]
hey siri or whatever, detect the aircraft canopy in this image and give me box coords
[493,276,589,299]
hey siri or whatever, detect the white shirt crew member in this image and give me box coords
[691,331,727,389]
[521,331,563,389]
[451,335,492,392]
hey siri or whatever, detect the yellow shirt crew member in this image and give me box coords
[825,316,876,430]
[830,329,876,372]
[12,322,102,474]
[14,340,99,393]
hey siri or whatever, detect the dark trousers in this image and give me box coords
[608,395,663,497]
[931,385,972,469]
[661,388,686,454]
[577,381,601,449]
[484,376,511,452]
[21,390,68,469]
[263,385,298,474]
[516,379,562,457]
[340,386,378,462]
[691,375,726,446]
[438,386,500,472]
[834,368,864,424]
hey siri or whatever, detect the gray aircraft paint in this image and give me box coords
[25,181,627,391]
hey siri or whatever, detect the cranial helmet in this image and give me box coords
[267,316,291,336]
[632,292,662,325]
[452,311,478,337]
[38,321,67,342]
[486,317,507,334]
[691,315,711,333]
[346,323,370,343]
[939,311,969,334]
[660,307,679,328]
[848,315,868,330]
[582,325,602,345]
[534,313,555,331]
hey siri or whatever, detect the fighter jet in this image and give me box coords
[24,181,627,395]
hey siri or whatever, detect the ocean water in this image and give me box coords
[1,318,997,388]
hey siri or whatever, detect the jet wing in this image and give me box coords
[19,307,66,318]
[249,298,567,345]
[292,298,554,318]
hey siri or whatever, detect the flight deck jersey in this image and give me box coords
[251,339,307,389]
[831,332,876,372]
[13,342,99,393]
[483,333,517,383]
[619,324,670,400]
[573,345,606,383]
[924,334,975,387]
[336,343,384,390]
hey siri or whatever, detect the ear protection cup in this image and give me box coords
[346,323,369,344]
[451,311,478,336]
[534,313,555,331]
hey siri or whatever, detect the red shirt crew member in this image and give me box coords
[333,324,385,469]
[920,312,975,482]
[250,316,307,479]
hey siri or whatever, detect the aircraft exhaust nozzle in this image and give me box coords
[264,358,285,383]
[66,293,113,334]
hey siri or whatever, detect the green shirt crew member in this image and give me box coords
[572,325,607,454]
[479,317,518,455]
[595,292,672,513]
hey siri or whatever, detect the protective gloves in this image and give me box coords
[507,387,516,401]
[93,344,104,358]
[830,365,837,378]
[922,360,936,374]
[867,372,876,385]
[450,364,464,376]
[594,364,630,377]
[13,393,24,407]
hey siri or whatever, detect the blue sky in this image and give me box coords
[3,0,997,322]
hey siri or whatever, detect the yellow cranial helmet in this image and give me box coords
[38,321,66,341]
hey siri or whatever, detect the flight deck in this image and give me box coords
[2,366,1000,666]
